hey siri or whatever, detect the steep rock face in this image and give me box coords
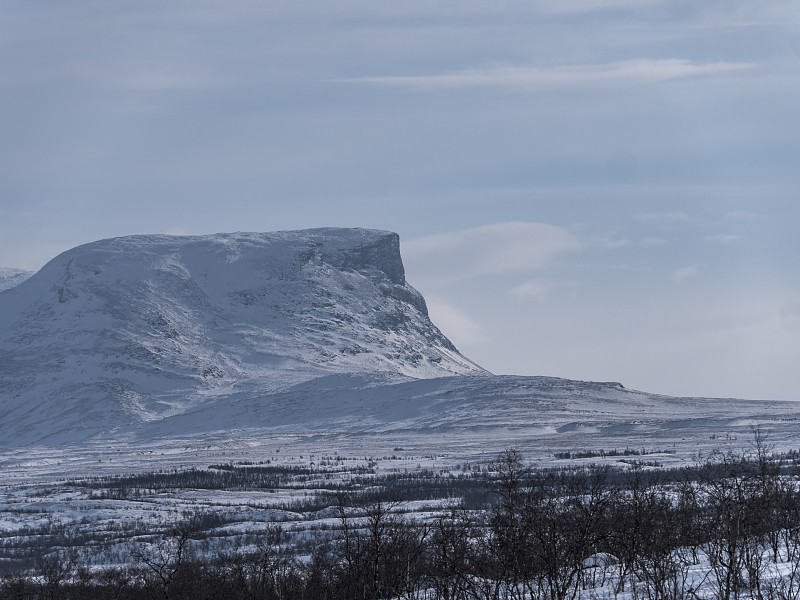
[0,228,487,444]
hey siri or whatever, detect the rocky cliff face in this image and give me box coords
[0,228,487,444]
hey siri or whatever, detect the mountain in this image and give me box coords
[3,228,796,453]
[0,268,33,292]
[0,229,486,445]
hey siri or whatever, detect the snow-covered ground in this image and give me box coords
[3,429,800,599]
[3,367,800,570]
[1,391,797,559]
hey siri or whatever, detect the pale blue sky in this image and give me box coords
[2,1,799,400]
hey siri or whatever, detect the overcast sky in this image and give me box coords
[2,1,799,401]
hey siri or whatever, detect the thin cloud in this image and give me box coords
[403,222,581,287]
[114,66,224,91]
[343,59,756,89]
[598,238,631,248]
[641,237,668,246]
[673,264,702,282]
[610,263,651,271]
[509,279,554,301]
[425,298,486,346]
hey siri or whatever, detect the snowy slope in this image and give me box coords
[0,229,486,445]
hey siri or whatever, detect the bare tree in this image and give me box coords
[129,519,196,600]
[35,549,74,600]
[524,466,617,600]
[428,507,480,600]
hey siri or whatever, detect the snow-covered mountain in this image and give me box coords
[0,229,486,444]
[3,228,796,451]
[0,268,33,292]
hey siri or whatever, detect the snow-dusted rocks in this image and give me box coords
[0,229,486,445]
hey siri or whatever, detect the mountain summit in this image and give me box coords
[0,228,486,444]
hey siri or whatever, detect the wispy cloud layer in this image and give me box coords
[403,222,581,287]
[344,59,756,89]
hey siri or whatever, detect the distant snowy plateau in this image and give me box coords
[1,228,799,467]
